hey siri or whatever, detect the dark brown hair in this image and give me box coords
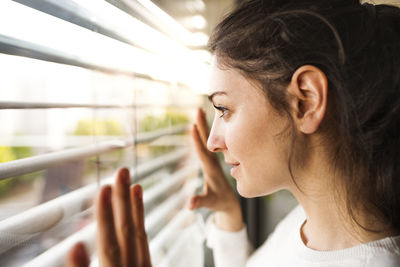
[209,0,400,234]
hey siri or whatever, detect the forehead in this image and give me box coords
[208,57,263,100]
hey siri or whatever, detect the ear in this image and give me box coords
[287,65,328,134]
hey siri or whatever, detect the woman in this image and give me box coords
[68,0,400,266]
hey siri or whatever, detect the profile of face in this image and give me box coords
[207,57,294,197]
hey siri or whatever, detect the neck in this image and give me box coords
[288,138,394,251]
[294,190,359,250]
[293,190,394,251]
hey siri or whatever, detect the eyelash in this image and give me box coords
[213,104,228,118]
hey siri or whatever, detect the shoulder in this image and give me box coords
[364,236,400,267]
[263,204,305,247]
[366,253,400,267]
[274,204,305,233]
[282,204,305,222]
[246,205,305,266]
[267,204,305,245]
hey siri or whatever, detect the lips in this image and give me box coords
[226,162,240,177]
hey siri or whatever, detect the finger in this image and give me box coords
[196,108,209,146]
[189,183,209,210]
[113,168,136,267]
[192,123,221,168]
[96,186,122,267]
[67,242,90,267]
[191,124,220,188]
[131,184,152,267]
[191,124,210,161]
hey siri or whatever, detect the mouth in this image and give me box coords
[225,162,240,177]
[225,162,240,167]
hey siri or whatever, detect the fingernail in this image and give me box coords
[120,168,130,185]
[134,185,142,199]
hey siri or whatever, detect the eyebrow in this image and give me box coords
[208,91,227,102]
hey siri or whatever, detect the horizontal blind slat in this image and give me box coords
[0,124,188,180]
[0,151,196,254]
[0,1,209,86]
[14,0,201,61]
[0,2,188,83]
[0,34,151,79]
[18,174,201,267]
[0,101,197,110]
[0,1,205,266]
[105,0,202,48]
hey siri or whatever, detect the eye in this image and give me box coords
[213,103,229,118]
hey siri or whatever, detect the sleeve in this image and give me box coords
[205,214,253,267]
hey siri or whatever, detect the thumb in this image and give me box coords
[188,194,214,210]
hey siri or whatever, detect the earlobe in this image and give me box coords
[288,65,328,134]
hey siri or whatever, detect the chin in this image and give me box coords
[236,181,281,198]
[236,183,262,198]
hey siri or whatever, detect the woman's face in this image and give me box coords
[207,58,293,197]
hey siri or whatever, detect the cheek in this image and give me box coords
[227,112,292,196]
[225,111,272,159]
[224,117,254,157]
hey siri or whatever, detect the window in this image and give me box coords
[0,1,209,266]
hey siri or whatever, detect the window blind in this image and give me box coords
[0,1,208,266]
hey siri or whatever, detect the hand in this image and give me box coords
[189,109,243,231]
[67,168,151,267]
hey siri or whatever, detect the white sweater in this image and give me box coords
[206,205,400,267]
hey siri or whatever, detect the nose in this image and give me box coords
[206,120,226,153]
